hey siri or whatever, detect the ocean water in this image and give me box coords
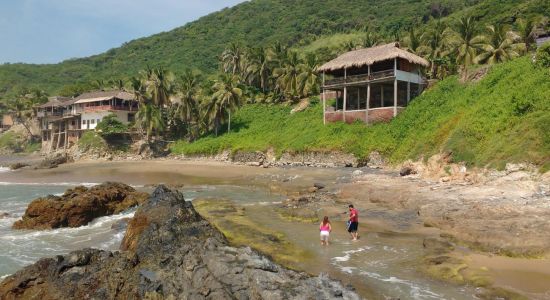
[0,181,284,279]
[0,184,135,278]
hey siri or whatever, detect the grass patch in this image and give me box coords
[0,131,40,153]
[171,57,550,170]
[78,131,108,151]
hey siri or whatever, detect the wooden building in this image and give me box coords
[318,42,429,124]
[37,91,138,153]
[1,114,14,131]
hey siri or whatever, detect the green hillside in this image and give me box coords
[171,57,550,171]
[1,0,547,99]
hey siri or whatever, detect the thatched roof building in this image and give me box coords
[318,42,429,73]
[74,90,135,104]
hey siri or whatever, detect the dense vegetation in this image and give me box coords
[0,0,548,100]
[171,57,550,171]
[0,0,548,169]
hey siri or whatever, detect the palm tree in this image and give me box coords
[91,79,108,91]
[340,40,358,53]
[221,42,245,76]
[110,78,126,91]
[209,74,243,133]
[175,70,200,137]
[515,17,544,51]
[245,46,273,92]
[146,67,175,108]
[362,31,380,48]
[475,24,523,64]
[449,16,484,75]
[128,76,147,103]
[136,102,164,142]
[273,51,302,102]
[403,27,423,53]
[419,19,451,79]
[298,53,320,98]
[6,95,35,138]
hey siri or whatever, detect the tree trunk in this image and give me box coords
[17,117,34,140]
[228,110,231,132]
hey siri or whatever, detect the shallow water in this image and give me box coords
[238,204,478,300]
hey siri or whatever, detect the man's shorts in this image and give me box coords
[348,221,358,233]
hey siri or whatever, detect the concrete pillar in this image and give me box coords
[322,72,326,125]
[393,58,398,117]
[343,86,347,123]
[407,81,411,105]
[394,79,398,117]
[366,83,371,124]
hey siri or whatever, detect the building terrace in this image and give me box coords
[318,42,429,124]
[36,90,138,152]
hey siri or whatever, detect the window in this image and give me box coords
[82,120,86,125]
[97,119,100,124]
[91,119,95,124]
[128,113,135,122]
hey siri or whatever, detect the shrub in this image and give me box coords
[78,131,107,151]
[535,41,550,68]
[95,114,128,137]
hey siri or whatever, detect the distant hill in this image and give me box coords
[0,0,547,99]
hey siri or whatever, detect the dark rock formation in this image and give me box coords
[34,154,73,169]
[399,166,417,177]
[8,162,29,170]
[0,212,9,219]
[0,186,359,300]
[12,182,149,230]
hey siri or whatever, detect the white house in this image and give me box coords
[74,91,138,130]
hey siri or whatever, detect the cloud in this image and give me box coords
[0,0,246,64]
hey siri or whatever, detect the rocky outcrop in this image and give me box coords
[12,182,149,230]
[34,153,73,169]
[0,186,359,300]
[8,162,29,170]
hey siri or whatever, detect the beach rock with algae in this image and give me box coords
[12,182,148,230]
[0,185,360,300]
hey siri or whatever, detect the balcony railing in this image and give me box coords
[83,105,137,112]
[37,111,63,118]
[324,69,395,87]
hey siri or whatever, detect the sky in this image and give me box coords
[0,0,246,64]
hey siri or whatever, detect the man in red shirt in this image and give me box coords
[348,204,359,241]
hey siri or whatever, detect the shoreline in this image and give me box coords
[1,155,550,298]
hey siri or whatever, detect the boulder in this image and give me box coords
[9,162,29,170]
[12,182,149,230]
[313,182,326,190]
[0,186,360,300]
[35,154,73,169]
[400,166,417,177]
[0,212,9,219]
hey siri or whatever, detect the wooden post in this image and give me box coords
[322,72,326,125]
[56,123,62,150]
[393,58,398,117]
[407,81,411,105]
[357,88,360,110]
[343,86,347,123]
[381,86,384,107]
[366,83,370,124]
[343,68,347,123]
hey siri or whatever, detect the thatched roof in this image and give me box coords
[74,90,135,104]
[38,96,71,108]
[318,42,429,72]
